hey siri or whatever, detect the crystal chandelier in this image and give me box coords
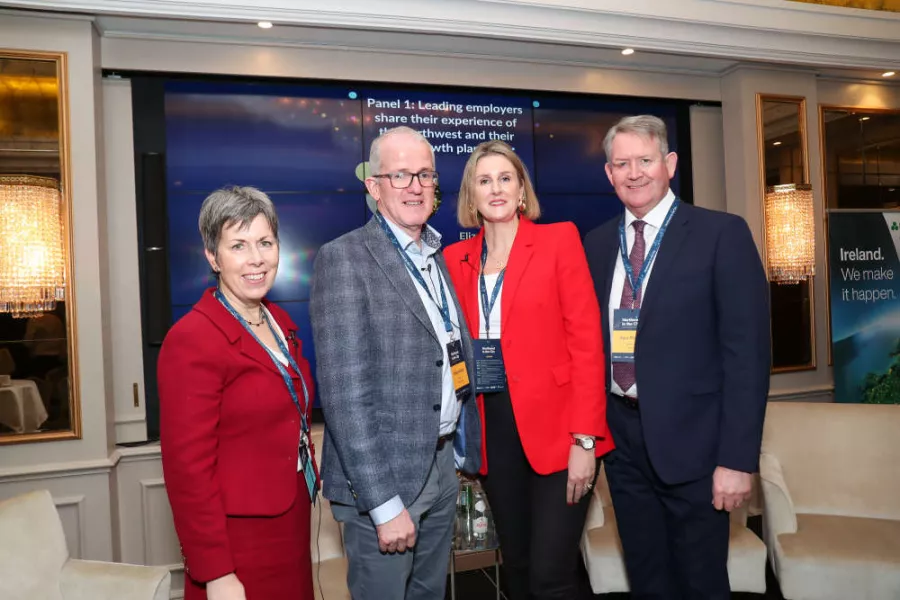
[764,183,816,284]
[0,175,66,318]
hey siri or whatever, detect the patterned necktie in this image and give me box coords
[613,220,646,394]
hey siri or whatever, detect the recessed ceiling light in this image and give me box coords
[257,21,273,29]
[773,141,782,146]
[883,71,896,78]
[621,48,635,56]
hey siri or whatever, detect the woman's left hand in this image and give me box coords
[567,441,596,505]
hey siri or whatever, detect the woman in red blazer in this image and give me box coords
[158,186,316,600]
[444,141,613,600]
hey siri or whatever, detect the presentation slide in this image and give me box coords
[163,79,687,403]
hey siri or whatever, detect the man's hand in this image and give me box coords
[566,441,596,505]
[376,508,417,553]
[206,573,246,600]
[712,466,752,511]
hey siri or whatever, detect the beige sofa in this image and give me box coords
[580,463,767,594]
[0,489,171,600]
[760,402,900,600]
[310,424,351,599]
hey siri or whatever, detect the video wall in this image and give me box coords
[163,79,690,403]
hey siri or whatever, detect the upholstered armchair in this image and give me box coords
[760,402,900,600]
[580,463,767,594]
[0,489,171,600]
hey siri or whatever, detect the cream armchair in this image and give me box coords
[760,402,900,600]
[0,489,171,600]
[580,463,767,594]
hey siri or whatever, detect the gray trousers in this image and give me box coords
[331,441,459,600]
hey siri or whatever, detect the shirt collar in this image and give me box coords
[382,215,442,256]
[625,188,676,231]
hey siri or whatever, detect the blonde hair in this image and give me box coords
[457,141,541,229]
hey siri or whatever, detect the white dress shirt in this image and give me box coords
[608,189,677,399]
[370,219,462,526]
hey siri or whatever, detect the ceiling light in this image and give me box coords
[621,48,635,56]
[257,21,273,29]
[773,141,782,146]
[883,71,896,78]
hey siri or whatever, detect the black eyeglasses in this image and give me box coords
[372,171,439,189]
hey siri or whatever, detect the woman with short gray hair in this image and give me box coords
[158,186,317,600]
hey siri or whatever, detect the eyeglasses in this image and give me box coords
[372,171,439,189]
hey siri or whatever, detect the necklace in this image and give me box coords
[488,249,510,270]
[244,309,267,327]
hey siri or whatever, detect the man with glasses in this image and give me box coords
[310,126,482,599]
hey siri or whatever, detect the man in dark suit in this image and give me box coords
[583,115,770,599]
[310,126,481,599]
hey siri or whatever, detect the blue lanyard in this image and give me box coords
[214,290,310,434]
[618,199,680,305]
[374,212,454,336]
[479,238,505,339]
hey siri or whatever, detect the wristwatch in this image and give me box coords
[572,436,596,451]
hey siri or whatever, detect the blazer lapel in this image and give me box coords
[601,218,622,344]
[457,231,483,333]
[500,218,536,332]
[194,289,284,376]
[363,218,439,343]
[638,202,691,329]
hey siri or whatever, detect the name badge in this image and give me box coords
[299,441,319,504]
[472,339,507,393]
[612,308,640,363]
[448,339,472,401]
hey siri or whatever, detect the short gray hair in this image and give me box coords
[198,186,279,255]
[368,126,435,175]
[603,115,669,162]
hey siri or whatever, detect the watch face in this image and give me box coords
[579,437,595,450]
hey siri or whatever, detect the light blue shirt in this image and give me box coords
[369,218,462,526]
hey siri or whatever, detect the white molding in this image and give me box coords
[769,384,834,402]
[0,457,117,483]
[54,494,87,558]
[139,478,166,565]
[2,1,900,70]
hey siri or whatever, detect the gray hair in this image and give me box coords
[368,126,435,175]
[603,115,670,162]
[198,186,279,255]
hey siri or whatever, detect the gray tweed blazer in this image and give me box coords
[309,217,482,511]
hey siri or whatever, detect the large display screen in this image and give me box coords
[164,79,689,403]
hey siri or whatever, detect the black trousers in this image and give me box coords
[604,394,730,600]
[481,388,596,600]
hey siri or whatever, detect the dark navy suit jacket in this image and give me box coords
[583,201,770,485]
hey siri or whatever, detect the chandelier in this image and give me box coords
[0,175,66,318]
[764,183,816,284]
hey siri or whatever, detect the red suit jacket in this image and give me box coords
[444,218,613,475]
[158,288,315,583]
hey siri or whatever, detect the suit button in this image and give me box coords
[436,359,443,367]
[433,404,441,411]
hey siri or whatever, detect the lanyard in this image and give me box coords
[375,212,454,336]
[618,199,680,305]
[215,290,310,434]
[479,238,506,339]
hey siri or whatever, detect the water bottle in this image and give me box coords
[456,482,473,550]
[471,487,491,548]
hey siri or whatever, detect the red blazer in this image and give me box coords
[158,288,315,583]
[444,218,613,475]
